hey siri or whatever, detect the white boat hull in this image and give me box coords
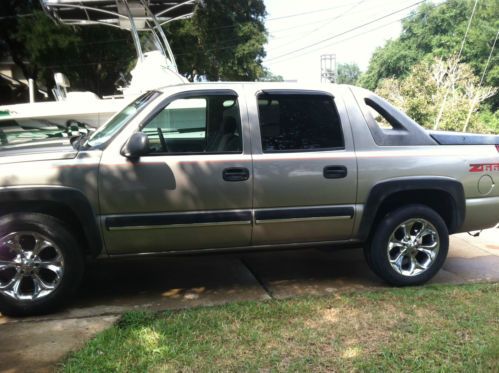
[0,97,128,128]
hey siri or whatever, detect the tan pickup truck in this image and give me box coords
[0,83,498,316]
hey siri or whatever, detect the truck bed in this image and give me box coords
[429,131,499,145]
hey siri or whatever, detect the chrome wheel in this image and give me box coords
[387,218,440,277]
[0,231,64,301]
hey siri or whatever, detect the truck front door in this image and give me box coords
[99,89,253,254]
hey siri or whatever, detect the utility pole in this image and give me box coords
[320,54,337,83]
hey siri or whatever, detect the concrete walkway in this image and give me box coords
[1,228,498,372]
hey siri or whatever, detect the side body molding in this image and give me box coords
[0,186,103,256]
[358,177,466,240]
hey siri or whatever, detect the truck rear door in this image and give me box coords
[247,88,358,245]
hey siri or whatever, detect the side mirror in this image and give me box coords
[122,132,149,159]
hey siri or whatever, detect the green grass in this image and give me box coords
[61,283,499,373]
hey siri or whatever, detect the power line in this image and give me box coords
[176,0,427,60]
[266,0,448,66]
[477,30,498,89]
[463,28,498,131]
[200,0,367,33]
[457,0,479,61]
[267,16,408,64]
[265,1,424,63]
[434,0,480,130]
[176,1,416,58]
[266,0,366,22]
[270,0,367,52]
[269,0,401,36]
[269,0,424,52]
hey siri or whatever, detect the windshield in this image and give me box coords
[86,91,160,147]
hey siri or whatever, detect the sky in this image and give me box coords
[262,0,433,83]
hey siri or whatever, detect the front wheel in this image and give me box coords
[0,213,84,316]
[364,204,449,286]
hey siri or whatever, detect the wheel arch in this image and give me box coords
[0,186,103,257]
[358,177,465,241]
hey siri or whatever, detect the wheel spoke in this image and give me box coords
[32,236,53,257]
[406,256,418,275]
[0,271,23,296]
[0,260,16,271]
[414,258,430,271]
[420,240,438,250]
[3,234,23,255]
[406,220,419,238]
[417,247,436,260]
[32,276,43,299]
[389,249,405,264]
[11,275,23,299]
[32,273,56,299]
[388,241,404,253]
[415,224,430,240]
[38,262,63,280]
[401,255,416,276]
[0,270,19,289]
[392,253,408,273]
[399,224,409,240]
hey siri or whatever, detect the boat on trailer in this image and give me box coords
[0,0,197,146]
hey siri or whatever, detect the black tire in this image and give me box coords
[364,204,449,286]
[0,213,84,316]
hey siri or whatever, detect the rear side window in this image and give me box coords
[257,93,344,152]
[364,100,395,130]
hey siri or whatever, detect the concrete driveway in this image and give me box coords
[1,228,498,372]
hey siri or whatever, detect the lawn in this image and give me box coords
[61,283,499,372]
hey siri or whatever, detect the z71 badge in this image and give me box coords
[469,163,499,172]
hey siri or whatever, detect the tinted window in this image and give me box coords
[257,93,344,152]
[142,95,242,154]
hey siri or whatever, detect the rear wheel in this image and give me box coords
[0,213,84,316]
[364,204,448,286]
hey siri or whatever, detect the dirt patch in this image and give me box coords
[0,315,118,373]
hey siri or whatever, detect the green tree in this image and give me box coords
[18,12,135,97]
[376,57,497,133]
[259,68,284,82]
[166,0,267,81]
[359,0,499,102]
[359,39,420,90]
[0,0,42,83]
[336,63,361,85]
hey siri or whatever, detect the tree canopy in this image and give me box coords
[376,57,497,133]
[360,0,499,102]
[166,0,266,81]
[336,63,361,85]
[259,68,284,82]
[359,0,498,133]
